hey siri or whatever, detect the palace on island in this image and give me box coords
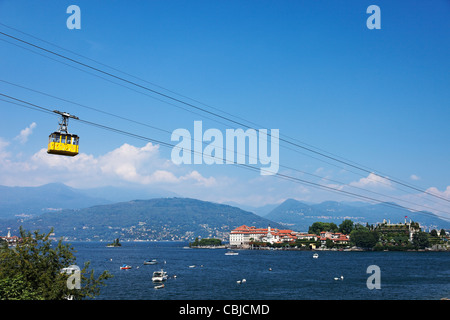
[229,225,349,248]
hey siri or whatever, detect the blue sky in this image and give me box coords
[0,1,449,217]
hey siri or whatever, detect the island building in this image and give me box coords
[376,218,421,242]
[229,225,295,247]
[318,231,350,246]
[229,225,335,248]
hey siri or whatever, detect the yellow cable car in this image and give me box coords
[47,132,79,156]
[47,110,79,157]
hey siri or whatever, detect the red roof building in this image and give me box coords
[229,225,297,247]
[319,231,350,245]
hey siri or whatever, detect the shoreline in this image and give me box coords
[60,240,449,252]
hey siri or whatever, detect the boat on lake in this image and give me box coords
[144,259,158,265]
[225,250,239,256]
[313,253,319,258]
[152,269,168,282]
[120,264,132,270]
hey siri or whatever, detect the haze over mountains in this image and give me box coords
[0,183,175,219]
[0,183,448,241]
[263,198,450,231]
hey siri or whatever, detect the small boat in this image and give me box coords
[188,265,196,268]
[313,253,319,259]
[120,264,132,270]
[152,269,168,282]
[154,284,165,289]
[225,250,239,256]
[144,259,158,265]
[237,278,246,284]
[334,275,344,281]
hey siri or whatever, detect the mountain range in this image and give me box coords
[263,198,450,231]
[0,196,281,241]
[0,184,448,241]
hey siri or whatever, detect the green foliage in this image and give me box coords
[350,229,379,249]
[108,238,121,247]
[412,232,430,249]
[190,237,222,247]
[0,274,43,300]
[308,222,338,235]
[338,219,354,234]
[0,227,112,300]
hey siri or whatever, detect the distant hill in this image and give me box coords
[265,199,450,231]
[0,197,282,241]
[0,183,179,219]
[0,183,111,219]
[223,201,281,217]
[75,185,178,203]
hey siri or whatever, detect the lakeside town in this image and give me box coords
[2,218,449,252]
[197,219,450,252]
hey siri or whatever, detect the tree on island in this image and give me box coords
[0,227,112,300]
[350,227,379,249]
[338,219,354,234]
[412,232,430,249]
[308,222,339,235]
[108,238,121,247]
[308,220,355,235]
[189,237,222,247]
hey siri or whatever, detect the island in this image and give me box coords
[189,237,225,248]
[106,238,122,247]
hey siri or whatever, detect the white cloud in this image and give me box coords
[395,186,450,220]
[425,186,450,200]
[410,174,420,181]
[14,122,37,144]
[2,137,447,213]
[180,170,217,187]
[0,137,11,160]
[349,172,393,189]
[0,140,217,189]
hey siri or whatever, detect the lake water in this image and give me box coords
[71,241,450,300]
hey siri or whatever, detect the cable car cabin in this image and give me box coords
[47,132,79,156]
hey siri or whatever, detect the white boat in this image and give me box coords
[144,259,158,265]
[154,284,165,289]
[313,253,319,259]
[225,250,239,256]
[152,269,168,282]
